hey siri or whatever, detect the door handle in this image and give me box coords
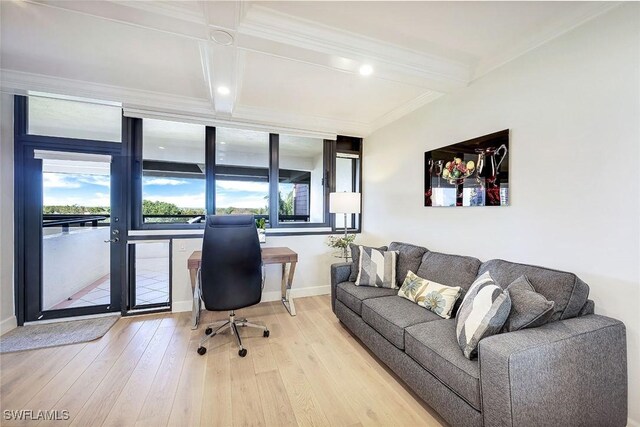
[104,237,120,243]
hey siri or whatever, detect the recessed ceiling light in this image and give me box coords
[217,86,230,96]
[359,64,374,76]
[158,146,165,150]
[220,141,226,145]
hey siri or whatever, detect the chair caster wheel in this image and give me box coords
[205,327,213,335]
[263,330,270,338]
[238,348,247,357]
[197,346,207,355]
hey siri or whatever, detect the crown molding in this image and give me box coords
[472,2,622,80]
[238,5,471,92]
[0,69,213,114]
[369,91,444,135]
[109,0,207,25]
[233,104,370,137]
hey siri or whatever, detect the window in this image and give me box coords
[335,154,360,229]
[28,95,122,142]
[215,127,270,219]
[278,135,326,224]
[141,119,206,224]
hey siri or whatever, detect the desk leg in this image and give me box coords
[281,262,297,316]
[189,268,200,330]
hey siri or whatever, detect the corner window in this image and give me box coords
[141,119,206,224]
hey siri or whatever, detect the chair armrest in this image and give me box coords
[330,262,352,313]
[479,314,627,427]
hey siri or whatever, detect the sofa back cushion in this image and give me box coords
[388,242,429,285]
[478,259,589,322]
[416,251,482,292]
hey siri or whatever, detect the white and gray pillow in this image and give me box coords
[349,244,387,282]
[502,275,555,332]
[397,271,461,319]
[355,246,398,288]
[455,272,511,359]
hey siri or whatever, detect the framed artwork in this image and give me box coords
[424,130,509,207]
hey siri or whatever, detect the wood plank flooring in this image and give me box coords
[0,295,447,427]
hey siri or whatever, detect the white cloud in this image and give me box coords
[77,175,110,187]
[216,193,268,209]
[44,194,110,207]
[144,178,188,186]
[43,174,81,189]
[216,181,269,192]
[143,193,205,209]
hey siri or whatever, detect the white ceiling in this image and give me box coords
[0,1,618,137]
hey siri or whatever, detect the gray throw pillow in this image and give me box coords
[502,275,555,332]
[349,244,387,282]
[456,272,511,359]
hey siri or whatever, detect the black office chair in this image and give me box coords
[196,215,269,357]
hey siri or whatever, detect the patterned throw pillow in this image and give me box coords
[455,272,511,359]
[355,246,398,288]
[502,275,555,332]
[348,244,388,282]
[398,271,461,319]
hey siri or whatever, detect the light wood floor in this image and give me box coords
[0,295,447,427]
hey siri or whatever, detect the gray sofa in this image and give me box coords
[330,242,627,427]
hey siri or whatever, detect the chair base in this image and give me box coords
[196,310,269,357]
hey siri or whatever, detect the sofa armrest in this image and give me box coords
[479,315,627,427]
[330,262,352,313]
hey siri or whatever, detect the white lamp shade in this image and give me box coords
[330,192,361,214]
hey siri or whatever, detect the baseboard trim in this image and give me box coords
[0,316,17,336]
[171,285,330,313]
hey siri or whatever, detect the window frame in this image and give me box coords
[129,117,362,234]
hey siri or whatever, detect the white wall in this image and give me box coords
[363,4,639,424]
[171,234,334,312]
[0,93,16,334]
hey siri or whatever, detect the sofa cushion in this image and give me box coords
[456,272,511,359]
[405,319,481,410]
[416,251,481,292]
[478,259,589,321]
[349,244,387,282]
[355,246,399,288]
[502,275,555,332]
[388,242,429,285]
[361,296,441,349]
[335,281,397,315]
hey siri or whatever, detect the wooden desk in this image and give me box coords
[187,247,298,328]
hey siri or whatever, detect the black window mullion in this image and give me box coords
[269,133,279,228]
[206,126,215,216]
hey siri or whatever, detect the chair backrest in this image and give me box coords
[200,215,262,311]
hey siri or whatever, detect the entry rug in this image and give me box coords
[0,315,119,353]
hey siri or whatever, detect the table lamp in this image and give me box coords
[329,192,361,239]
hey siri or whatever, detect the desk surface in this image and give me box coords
[187,247,298,270]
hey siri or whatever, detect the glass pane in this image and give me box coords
[215,127,270,220]
[42,157,111,310]
[335,156,359,229]
[279,135,324,223]
[28,96,122,142]
[142,119,206,224]
[133,241,170,306]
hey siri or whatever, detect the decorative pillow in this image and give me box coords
[502,275,555,332]
[456,272,511,359]
[349,244,387,282]
[398,271,461,319]
[355,246,398,288]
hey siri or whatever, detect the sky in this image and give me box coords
[43,172,278,209]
